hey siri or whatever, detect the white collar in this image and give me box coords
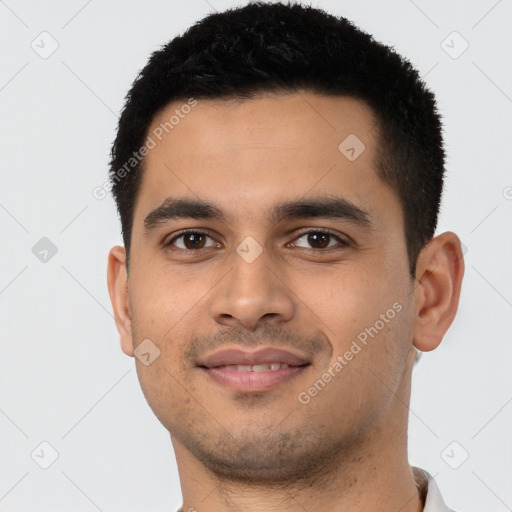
[175,467,456,512]
[413,467,457,512]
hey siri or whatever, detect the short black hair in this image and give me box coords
[109,1,444,276]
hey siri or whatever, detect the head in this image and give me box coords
[107,1,463,485]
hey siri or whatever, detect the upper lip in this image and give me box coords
[197,346,312,368]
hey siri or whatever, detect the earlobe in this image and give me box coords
[107,246,134,357]
[412,232,465,353]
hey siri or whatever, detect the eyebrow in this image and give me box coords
[143,195,374,234]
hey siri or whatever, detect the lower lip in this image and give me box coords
[200,365,310,392]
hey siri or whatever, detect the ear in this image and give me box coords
[413,232,465,352]
[107,246,134,357]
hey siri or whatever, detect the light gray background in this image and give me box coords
[1,0,511,511]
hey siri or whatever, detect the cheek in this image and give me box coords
[290,264,395,335]
[290,260,412,380]
[129,258,214,336]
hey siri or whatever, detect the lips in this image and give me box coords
[196,347,312,369]
[197,346,312,393]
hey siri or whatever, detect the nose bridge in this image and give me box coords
[209,240,295,329]
[231,245,275,297]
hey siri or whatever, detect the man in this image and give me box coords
[107,2,464,510]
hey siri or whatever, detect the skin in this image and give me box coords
[107,93,464,511]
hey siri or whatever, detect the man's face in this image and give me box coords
[123,93,417,481]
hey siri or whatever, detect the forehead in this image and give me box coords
[147,93,378,160]
[134,93,397,228]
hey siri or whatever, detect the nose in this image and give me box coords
[209,247,295,331]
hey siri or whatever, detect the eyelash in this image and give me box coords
[163,228,351,255]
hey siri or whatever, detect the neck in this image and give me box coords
[172,424,423,512]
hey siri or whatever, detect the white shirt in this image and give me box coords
[415,468,458,512]
[174,467,457,512]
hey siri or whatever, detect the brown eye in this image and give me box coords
[307,232,330,249]
[166,231,217,252]
[293,230,348,250]
[182,232,206,249]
